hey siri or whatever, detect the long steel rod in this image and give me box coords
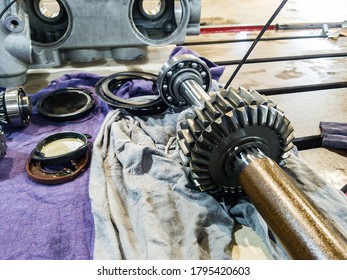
[224,0,288,89]
[236,154,347,259]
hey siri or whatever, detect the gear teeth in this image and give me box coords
[247,105,258,126]
[198,131,218,149]
[190,162,209,174]
[210,121,228,139]
[180,128,195,145]
[203,100,222,119]
[193,142,213,158]
[273,112,285,132]
[238,87,257,105]
[223,110,240,131]
[179,150,190,166]
[258,105,268,126]
[222,88,246,107]
[178,138,191,157]
[187,117,203,138]
[215,116,233,135]
[250,90,269,105]
[191,152,209,165]
[279,118,294,140]
[196,182,217,192]
[193,107,212,128]
[278,117,290,135]
[214,94,234,113]
[204,125,223,142]
[282,133,295,146]
[236,107,249,128]
[266,107,277,128]
[281,142,295,153]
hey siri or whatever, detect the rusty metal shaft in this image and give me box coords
[235,150,347,259]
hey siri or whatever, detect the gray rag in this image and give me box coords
[89,108,347,260]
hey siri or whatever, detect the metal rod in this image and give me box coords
[215,52,347,66]
[224,0,289,89]
[256,81,347,96]
[182,34,326,46]
[235,153,347,259]
[199,22,343,34]
[179,79,210,108]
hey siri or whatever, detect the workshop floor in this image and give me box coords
[27,0,347,260]
[201,0,347,25]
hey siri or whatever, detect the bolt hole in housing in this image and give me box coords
[26,0,71,45]
[5,15,25,32]
[130,0,190,46]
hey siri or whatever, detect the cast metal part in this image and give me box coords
[0,0,201,87]
[157,54,347,259]
[0,87,32,128]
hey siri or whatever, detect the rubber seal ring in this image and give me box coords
[26,148,91,185]
[36,88,95,121]
[30,132,91,165]
[95,71,168,115]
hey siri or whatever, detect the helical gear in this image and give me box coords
[176,87,295,195]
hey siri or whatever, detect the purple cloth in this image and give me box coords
[0,73,108,260]
[320,122,347,150]
[0,47,224,260]
[170,46,226,82]
[114,79,156,99]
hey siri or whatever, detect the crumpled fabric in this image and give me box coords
[89,106,347,260]
[320,121,347,150]
[89,109,287,260]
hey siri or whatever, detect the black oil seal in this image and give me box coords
[36,88,95,121]
[95,71,168,115]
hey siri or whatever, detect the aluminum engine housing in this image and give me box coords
[0,0,201,87]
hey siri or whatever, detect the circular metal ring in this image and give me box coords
[3,87,32,128]
[30,131,91,165]
[36,87,95,121]
[157,54,211,109]
[5,15,25,33]
[95,71,168,116]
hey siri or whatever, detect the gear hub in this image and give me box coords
[157,54,347,259]
[158,54,294,194]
